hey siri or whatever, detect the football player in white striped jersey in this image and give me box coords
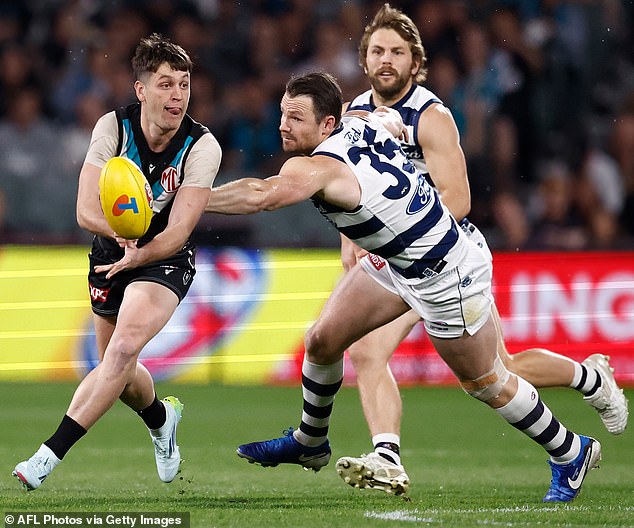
[207,71,600,502]
[335,3,627,496]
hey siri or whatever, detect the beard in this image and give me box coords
[368,69,411,101]
[281,137,312,155]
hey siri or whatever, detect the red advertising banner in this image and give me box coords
[330,252,634,387]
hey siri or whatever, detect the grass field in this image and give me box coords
[0,382,632,527]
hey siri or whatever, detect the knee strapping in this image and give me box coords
[460,356,510,401]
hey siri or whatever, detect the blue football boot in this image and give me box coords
[543,435,601,502]
[237,427,331,472]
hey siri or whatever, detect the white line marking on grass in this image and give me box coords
[365,510,434,523]
[366,505,634,526]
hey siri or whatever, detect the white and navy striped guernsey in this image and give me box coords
[311,114,464,280]
[349,84,477,242]
[347,84,443,176]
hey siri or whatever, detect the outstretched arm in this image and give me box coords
[205,177,277,215]
[206,156,360,215]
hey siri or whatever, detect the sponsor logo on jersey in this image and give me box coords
[367,253,386,270]
[401,143,422,159]
[161,166,179,192]
[89,283,109,302]
[406,173,432,215]
[144,181,154,209]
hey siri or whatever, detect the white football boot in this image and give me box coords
[150,396,183,482]
[13,444,60,491]
[582,354,628,434]
[336,452,410,496]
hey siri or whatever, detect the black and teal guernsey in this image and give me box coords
[98,102,209,256]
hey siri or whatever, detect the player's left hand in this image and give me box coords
[94,238,143,279]
[114,234,132,248]
[374,106,408,142]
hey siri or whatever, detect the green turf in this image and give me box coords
[1,382,632,527]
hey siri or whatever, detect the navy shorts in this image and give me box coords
[87,237,196,316]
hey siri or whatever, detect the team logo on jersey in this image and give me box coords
[344,127,362,143]
[161,166,179,193]
[406,173,432,215]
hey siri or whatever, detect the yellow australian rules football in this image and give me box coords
[99,156,154,239]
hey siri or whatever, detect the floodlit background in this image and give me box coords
[1,0,633,249]
[0,0,633,385]
[1,4,632,522]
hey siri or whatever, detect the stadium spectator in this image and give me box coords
[525,159,588,250]
[0,41,42,119]
[451,21,502,230]
[612,91,634,238]
[0,0,632,248]
[295,18,366,101]
[0,85,78,242]
[60,92,109,199]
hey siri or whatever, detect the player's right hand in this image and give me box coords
[340,234,368,272]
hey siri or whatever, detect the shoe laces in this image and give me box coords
[588,381,612,408]
[152,436,170,457]
[244,427,296,453]
[366,453,406,477]
[152,423,175,458]
[548,459,567,481]
[282,427,294,437]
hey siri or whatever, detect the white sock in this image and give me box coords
[570,362,584,388]
[372,433,401,465]
[571,362,601,396]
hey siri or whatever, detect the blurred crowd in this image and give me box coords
[0,0,633,250]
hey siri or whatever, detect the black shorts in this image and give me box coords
[87,237,196,316]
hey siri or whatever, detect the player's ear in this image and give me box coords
[134,80,146,102]
[410,58,421,78]
[322,115,337,135]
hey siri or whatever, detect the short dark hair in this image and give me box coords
[285,72,343,127]
[359,3,427,83]
[132,33,193,81]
